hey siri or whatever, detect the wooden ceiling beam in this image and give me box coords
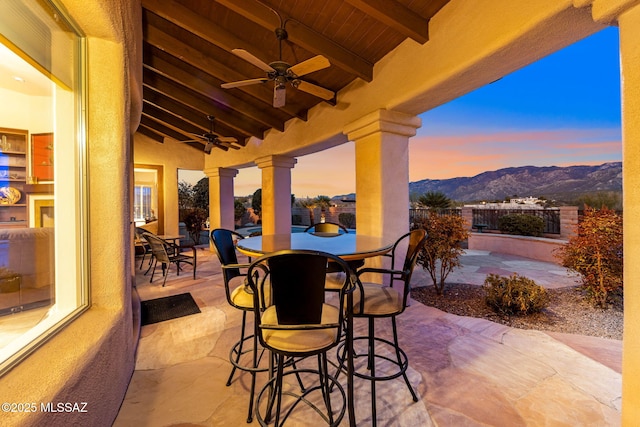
[344,0,429,44]
[142,69,258,139]
[141,101,240,151]
[144,23,307,120]
[142,86,247,146]
[143,68,265,139]
[143,52,284,133]
[214,0,373,82]
[137,124,165,143]
[141,108,230,152]
[140,115,206,152]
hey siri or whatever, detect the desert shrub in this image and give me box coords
[181,208,208,245]
[554,206,622,308]
[483,273,549,315]
[338,212,356,229]
[415,213,469,295]
[498,214,544,236]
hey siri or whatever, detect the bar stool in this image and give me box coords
[211,228,267,423]
[247,250,355,427]
[336,229,427,426]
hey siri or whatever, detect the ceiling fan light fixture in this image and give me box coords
[204,141,214,154]
[221,20,334,108]
[273,83,286,108]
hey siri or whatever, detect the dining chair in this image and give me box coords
[304,222,348,235]
[134,226,152,270]
[210,228,266,423]
[142,232,197,287]
[247,250,355,427]
[305,222,356,291]
[335,228,427,426]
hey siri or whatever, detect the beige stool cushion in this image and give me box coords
[352,282,403,316]
[260,304,339,353]
[229,276,272,309]
[324,271,347,291]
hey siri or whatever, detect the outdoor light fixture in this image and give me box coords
[204,141,214,154]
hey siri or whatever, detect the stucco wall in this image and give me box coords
[0,1,142,425]
[469,233,566,265]
[134,134,205,236]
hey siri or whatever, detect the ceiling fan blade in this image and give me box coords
[180,139,202,143]
[294,80,335,101]
[216,136,237,143]
[221,78,269,89]
[288,55,330,77]
[231,49,275,72]
[273,84,286,108]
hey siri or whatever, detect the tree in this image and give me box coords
[298,198,317,225]
[554,206,623,307]
[415,213,469,295]
[178,181,194,210]
[575,191,622,211]
[192,177,209,210]
[251,188,262,216]
[418,191,452,209]
[234,198,247,221]
[315,195,332,210]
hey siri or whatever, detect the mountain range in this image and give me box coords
[334,162,622,202]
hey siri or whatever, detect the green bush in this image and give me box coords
[483,273,549,316]
[498,214,544,236]
[338,212,355,229]
[291,214,303,225]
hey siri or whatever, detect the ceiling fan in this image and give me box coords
[181,115,237,154]
[221,26,334,108]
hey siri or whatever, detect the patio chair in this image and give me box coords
[246,250,355,427]
[142,232,196,287]
[210,228,266,423]
[305,223,360,291]
[304,222,348,235]
[134,226,152,270]
[335,228,427,426]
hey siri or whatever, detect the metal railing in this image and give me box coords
[409,208,461,226]
[471,208,560,234]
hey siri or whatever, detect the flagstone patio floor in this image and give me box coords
[114,248,621,426]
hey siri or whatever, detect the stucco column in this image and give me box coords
[255,155,297,235]
[344,109,421,242]
[205,167,238,231]
[611,1,640,423]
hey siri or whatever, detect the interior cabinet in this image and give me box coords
[0,127,27,228]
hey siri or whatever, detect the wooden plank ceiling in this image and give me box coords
[140,0,450,153]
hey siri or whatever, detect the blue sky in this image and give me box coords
[230,27,622,197]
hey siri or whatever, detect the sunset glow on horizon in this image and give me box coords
[229,27,621,198]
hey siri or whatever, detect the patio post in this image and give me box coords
[609,0,640,421]
[344,109,420,242]
[255,155,297,235]
[344,110,420,283]
[205,167,238,231]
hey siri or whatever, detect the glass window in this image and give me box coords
[0,0,87,374]
[134,167,159,226]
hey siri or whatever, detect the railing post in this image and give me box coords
[559,206,578,239]
[461,206,474,230]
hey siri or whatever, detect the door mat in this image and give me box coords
[141,292,201,326]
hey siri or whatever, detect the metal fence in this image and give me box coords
[409,208,461,226]
[471,208,560,234]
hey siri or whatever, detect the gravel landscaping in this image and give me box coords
[411,283,623,340]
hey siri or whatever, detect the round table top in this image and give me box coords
[236,233,394,261]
